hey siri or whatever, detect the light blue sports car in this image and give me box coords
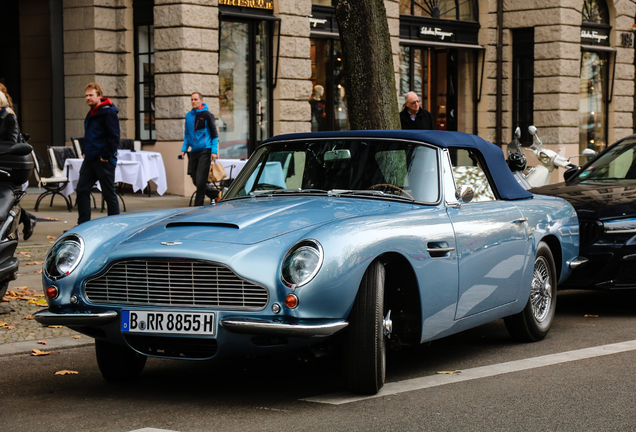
[35,130,583,395]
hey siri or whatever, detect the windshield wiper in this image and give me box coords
[328,189,415,202]
[249,188,329,197]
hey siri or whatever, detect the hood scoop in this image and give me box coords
[166,222,239,229]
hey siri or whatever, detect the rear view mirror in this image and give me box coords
[324,149,351,162]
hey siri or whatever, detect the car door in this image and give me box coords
[442,148,529,319]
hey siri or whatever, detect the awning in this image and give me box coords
[581,44,616,52]
[399,38,484,50]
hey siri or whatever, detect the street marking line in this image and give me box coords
[303,339,636,405]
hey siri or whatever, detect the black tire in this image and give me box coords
[504,242,557,342]
[95,339,147,382]
[0,281,8,300]
[345,259,389,395]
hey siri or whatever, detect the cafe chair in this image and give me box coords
[71,137,83,158]
[118,139,142,152]
[32,149,72,212]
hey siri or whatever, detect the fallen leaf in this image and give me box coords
[37,300,48,307]
[48,325,63,328]
[1,297,8,302]
[38,340,47,345]
[23,315,34,320]
[55,370,78,375]
[25,261,43,266]
[6,325,15,329]
[34,294,44,297]
[0,321,7,328]
[49,241,54,244]
[72,335,81,339]
[37,269,43,274]
[43,217,59,221]
[437,370,463,375]
[18,251,31,256]
[47,235,57,239]
[31,349,51,356]
[585,314,599,318]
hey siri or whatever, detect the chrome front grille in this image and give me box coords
[84,260,268,310]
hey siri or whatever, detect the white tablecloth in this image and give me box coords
[216,158,248,180]
[118,150,168,195]
[62,158,145,196]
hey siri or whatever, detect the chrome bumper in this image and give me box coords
[568,256,589,270]
[34,309,118,326]
[220,318,348,338]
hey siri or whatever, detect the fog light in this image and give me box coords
[271,303,281,314]
[46,286,59,299]
[70,294,79,305]
[284,294,298,308]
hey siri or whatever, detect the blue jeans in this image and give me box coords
[76,159,119,224]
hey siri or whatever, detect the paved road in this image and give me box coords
[2,288,636,432]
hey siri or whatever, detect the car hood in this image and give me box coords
[531,181,636,220]
[123,197,396,245]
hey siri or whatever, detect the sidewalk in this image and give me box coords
[0,187,192,356]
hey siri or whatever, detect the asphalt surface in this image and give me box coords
[0,187,193,357]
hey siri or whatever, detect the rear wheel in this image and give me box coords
[95,339,147,382]
[504,242,557,342]
[344,259,390,395]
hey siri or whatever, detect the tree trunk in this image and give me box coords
[335,0,401,130]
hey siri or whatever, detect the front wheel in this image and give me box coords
[504,242,557,342]
[344,259,390,395]
[95,339,147,382]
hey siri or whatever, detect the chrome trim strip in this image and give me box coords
[220,318,348,338]
[568,257,589,270]
[33,309,118,326]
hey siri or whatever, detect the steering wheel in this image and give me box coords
[367,184,414,200]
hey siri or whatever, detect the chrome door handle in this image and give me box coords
[512,217,528,224]
[426,247,455,253]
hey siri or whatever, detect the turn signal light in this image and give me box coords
[46,286,59,299]
[284,294,298,308]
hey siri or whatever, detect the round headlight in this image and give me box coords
[44,234,84,279]
[538,151,551,164]
[281,240,323,289]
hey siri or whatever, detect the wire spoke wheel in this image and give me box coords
[530,256,552,322]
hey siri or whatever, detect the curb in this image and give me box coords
[0,336,94,357]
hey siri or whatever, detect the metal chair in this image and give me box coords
[32,149,72,212]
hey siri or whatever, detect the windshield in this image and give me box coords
[575,138,636,182]
[223,139,440,203]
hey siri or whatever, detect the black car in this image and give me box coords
[531,135,636,290]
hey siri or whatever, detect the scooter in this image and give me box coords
[0,141,34,299]
[507,126,596,189]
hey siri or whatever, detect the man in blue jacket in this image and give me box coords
[75,82,120,224]
[180,92,219,206]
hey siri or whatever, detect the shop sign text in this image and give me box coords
[581,29,609,44]
[420,27,453,40]
[219,0,273,10]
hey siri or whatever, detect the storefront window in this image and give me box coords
[310,38,349,131]
[219,19,272,158]
[399,0,477,21]
[579,0,610,155]
[134,0,155,141]
[579,51,608,154]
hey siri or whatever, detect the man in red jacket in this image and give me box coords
[75,82,121,224]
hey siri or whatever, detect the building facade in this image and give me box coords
[1,0,634,194]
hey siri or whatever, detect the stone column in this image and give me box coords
[154,0,219,196]
[274,0,312,135]
[63,0,134,141]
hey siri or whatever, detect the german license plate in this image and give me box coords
[121,310,216,336]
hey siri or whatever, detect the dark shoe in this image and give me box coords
[23,214,36,241]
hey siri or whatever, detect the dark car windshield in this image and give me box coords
[223,139,440,203]
[575,138,636,182]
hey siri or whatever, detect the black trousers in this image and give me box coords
[188,148,211,206]
[76,159,119,224]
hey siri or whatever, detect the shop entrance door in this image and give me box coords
[219,19,272,158]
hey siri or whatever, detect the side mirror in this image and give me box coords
[581,148,597,157]
[514,127,521,139]
[563,166,581,181]
[455,185,474,203]
[528,125,537,136]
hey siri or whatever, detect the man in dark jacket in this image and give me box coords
[75,82,120,224]
[400,91,434,130]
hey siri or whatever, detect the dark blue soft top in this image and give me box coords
[262,130,533,201]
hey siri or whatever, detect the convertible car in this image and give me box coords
[532,134,636,290]
[35,130,582,395]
